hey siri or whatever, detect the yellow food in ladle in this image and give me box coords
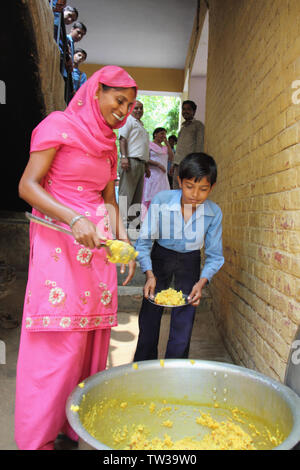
[105,240,138,264]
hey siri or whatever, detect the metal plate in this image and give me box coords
[146,293,190,308]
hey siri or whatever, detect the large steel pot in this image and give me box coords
[66,360,300,450]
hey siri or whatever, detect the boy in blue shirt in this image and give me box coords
[134,152,224,361]
[72,48,87,92]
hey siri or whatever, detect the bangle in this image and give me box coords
[120,155,128,159]
[70,214,85,229]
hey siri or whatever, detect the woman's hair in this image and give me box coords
[101,84,137,93]
[153,127,166,139]
[182,100,197,112]
[64,5,79,18]
[74,47,87,59]
[72,21,87,33]
[179,152,217,185]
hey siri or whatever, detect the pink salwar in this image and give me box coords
[15,326,110,450]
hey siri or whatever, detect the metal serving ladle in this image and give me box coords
[25,212,138,264]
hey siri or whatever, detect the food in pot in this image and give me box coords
[80,396,285,450]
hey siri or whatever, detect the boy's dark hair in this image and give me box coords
[179,152,217,186]
[72,21,87,33]
[153,127,166,139]
[74,47,87,59]
[182,100,197,112]
[64,5,79,18]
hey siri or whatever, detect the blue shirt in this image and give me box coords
[72,68,87,92]
[135,189,224,282]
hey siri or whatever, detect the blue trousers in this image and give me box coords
[134,242,201,361]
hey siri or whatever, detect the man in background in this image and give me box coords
[118,101,150,231]
[172,100,204,189]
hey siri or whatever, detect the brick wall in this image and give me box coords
[205,0,300,381]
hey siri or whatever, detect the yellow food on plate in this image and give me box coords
[105,240,138,264]
[154,288,186,306]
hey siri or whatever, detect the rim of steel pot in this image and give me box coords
[66,359,300,450]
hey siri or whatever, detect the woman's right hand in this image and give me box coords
[71,217,104,249]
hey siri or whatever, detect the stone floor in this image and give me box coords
[0,268,232,450]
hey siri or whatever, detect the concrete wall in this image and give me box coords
[205,0,300,381]
[81,63,184,93]
[189,75,206,123]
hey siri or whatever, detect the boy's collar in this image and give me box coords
[165,190,215,216]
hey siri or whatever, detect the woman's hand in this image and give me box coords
[71,217,104,249]
[187,278,208,306]
[144,271,156,299]
[120,259,136,286]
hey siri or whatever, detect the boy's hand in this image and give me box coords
[144,271,156,299]
[188,278,208,306]
[120,260,136,286]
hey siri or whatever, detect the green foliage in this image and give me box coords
[137,95,180,139]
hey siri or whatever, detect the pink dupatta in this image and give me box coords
[30,65,137,164]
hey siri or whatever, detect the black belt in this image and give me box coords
[130,157,146,163]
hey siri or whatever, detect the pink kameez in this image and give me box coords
[15,66,137,450]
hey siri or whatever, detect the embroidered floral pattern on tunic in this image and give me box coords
[80,291,90,304]
[25,314,117,331]
[49,287,66,306]
[101,290,112,306]
[76,247,93,265]
[51,247,62,262]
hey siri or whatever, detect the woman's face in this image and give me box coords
[154,130,166,144]
[97,86,136,128]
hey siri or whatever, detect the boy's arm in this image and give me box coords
[201,207,224,281]
[188,207,224,305]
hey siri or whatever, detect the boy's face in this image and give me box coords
[71,27,85,42]
[74,51,86,65]
[178,176,214,209]
[64,11,77,25]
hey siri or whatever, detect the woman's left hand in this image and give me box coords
[120,260,136,286]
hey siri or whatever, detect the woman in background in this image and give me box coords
[141,127,174,220]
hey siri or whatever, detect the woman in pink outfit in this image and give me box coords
[15,66,137,450]
[141,127,174,220]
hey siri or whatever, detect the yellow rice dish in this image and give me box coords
[80,396,285,450]
[154,288,186,306]
[105,240,138,264]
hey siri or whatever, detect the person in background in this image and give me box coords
[141,127,173,221]
[172,100,204,189]
[63,5,78,25]
[72,48,88,93]
[67,21,87,64]
[15,66,137,450]
[118,100,150,230]
[167,134,177,187]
